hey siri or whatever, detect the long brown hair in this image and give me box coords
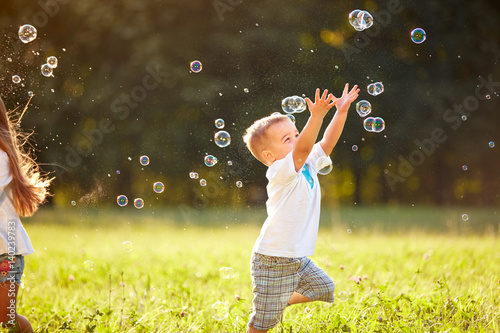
[0,96,52,217]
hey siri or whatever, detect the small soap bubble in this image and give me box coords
[271,112,281,116]
[211,301,229,321]
[116,170,120,174]
[348,10,362,30]
[461,214,469,221]
[215,118,225,129]
[282,96,306,113]
[356,100,372,117]
[357,10,374,30]
[219,267,235,279]
[315,156,333,175]
[190,60,202,73]
[139,155,150,166]
[486,95,491,100]
[352,145,358,151]
[244,88,249,93]
[12,75,21,84]
[41,64,53,77]
[367,82,384,96]
[117,195,128,207]
[204,155,218,167]
[214,131,231,148]
[153,182,164,193]
[347,229,352,234]
[363,117,375,132]
[337,291,349,302]
[189,172,199,179]
[335,65,339,69]
[83,260,94,271]
[489,141,495,148]
[200,179,207,186]
[28,91,34,97]
[122,241,133,252]
[18,24,37,43]
[46,56,58,68]
[227,161,233,166]
[461,115,467,121]
[286,114,296,123]
[236,181,243,188]
[411,28,426,44]
[7,58,12,62]
[134,198,144,209]
[372,117,386,133]
[462,165,468,171]
[71,201,76,206]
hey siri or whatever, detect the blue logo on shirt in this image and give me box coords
[301,165,314,189]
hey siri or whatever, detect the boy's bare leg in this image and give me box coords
[288,292,312,305]
[0,282,34,332]
[247,322,268,333]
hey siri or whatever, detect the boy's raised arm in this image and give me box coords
[292,89,337,172]
[319,84,359,156]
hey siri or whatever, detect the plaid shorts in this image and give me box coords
[0,254,24,284]
[248,252,335,331]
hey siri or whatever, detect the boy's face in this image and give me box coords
[264,120,299,164]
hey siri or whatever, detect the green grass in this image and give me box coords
[8,208,500,332]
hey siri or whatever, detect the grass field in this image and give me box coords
[8,207,500,332]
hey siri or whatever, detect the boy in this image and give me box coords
[242,85,359,333]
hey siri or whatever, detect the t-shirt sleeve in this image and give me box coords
[266,151,299,184]
[307,143,331,174]
[0,151,13,187]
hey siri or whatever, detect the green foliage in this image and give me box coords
[11,209,500,332]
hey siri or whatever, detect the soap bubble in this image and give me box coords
[371,117,386,133]
[18,24,37,43]
[200,179,207,186]
[211,301,229,321]
[315,156,333,175]
[134,198,144,209]
[71,201,76,206]
[140,155,150,166]
[83,260,94,271]
[189,172,199,179]
[46,56,58,68]
[367,82,384,96]
[117,195,128,207]
[244,88,249,93]
[153,182,164,193]
[282,96,306,113]
[461,115,467,121]
[287,114,296,123]
[41,64,53,77]
[337,291,349,302]
[227,161,233,166]
[356,100,371,117]
[215,118,225,129]
[489,141,495,148]
[363,117,375,132]
[122,241,133,252]
[219,267,235,279]
[352,145,358,151]
[486,95,491,100]
[214,131,231,148]
[462,165,468,171]
[12,75,21,84]
[411,28,426,44]
[204,155,218,167]
[190,60,202,73]
[461,214,469,221]
[348,10,362,30]
[347,229,352,234]
[236,181,243,188]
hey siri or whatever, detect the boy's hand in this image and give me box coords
[331,84,360,113]
[305,88,337,119]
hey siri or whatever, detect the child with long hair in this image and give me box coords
[0,96,52,332]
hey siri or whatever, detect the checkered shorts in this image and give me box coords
[248,252,335,331]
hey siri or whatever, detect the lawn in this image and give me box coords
[9,207,500,332]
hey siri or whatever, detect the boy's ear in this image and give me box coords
[261,150,274,164]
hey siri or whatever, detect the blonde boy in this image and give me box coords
[243,85,359,332]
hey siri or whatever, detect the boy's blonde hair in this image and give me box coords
[243,114,290,165]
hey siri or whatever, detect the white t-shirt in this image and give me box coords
[0,150,35,256]
[252,143,329,258]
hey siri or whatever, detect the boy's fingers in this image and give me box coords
[315,88,320,102]
[305,97,314,109]
[320,89,329,101]
[327,99,338,108]
[343,83,349,95]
